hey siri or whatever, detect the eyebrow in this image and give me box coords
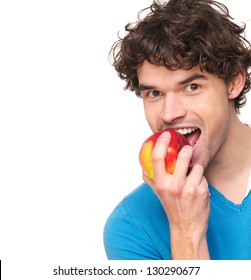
[138,73,208,91]
[178,73,208,85]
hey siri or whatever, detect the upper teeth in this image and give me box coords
[176,127,198,135]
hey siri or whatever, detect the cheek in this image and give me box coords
[144,103,161,132]
[200,112,229,167]
[210,99,229,133]
[196,89,229,130]
[201,100,229,153]
[191,93,230,167]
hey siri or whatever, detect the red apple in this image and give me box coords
[139,129,190,179]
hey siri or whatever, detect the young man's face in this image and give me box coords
[137,61,237,169]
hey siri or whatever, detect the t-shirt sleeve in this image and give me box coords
[103,203,162,260]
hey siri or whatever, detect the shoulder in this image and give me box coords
[103,183,169,259]
[108,183,164,223]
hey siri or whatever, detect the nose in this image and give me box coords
[160,92,187,123]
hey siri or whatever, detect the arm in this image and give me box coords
[142,132,210,260]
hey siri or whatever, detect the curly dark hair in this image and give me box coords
[109,0,251,113]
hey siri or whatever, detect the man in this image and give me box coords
[103,0,251,259]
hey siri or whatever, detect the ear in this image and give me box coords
[227,71,246,100]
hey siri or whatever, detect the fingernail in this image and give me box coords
[160,132,170,138]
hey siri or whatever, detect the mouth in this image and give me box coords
[175,127,201,147]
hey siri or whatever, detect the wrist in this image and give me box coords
[170,231,210,260]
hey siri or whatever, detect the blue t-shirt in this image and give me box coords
[103,183,251,260]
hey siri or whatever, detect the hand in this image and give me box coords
[142,131,210,259]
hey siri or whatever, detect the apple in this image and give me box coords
[139,129,191,179]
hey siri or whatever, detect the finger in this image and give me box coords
[187,163,205,184]
[173,145,193,178]
[152,132,171,179]
[200,176,210,193]
[199,176,211,204]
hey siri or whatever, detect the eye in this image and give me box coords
[140,90,162,100]
[185,83,200,92]
[147,90,162,98]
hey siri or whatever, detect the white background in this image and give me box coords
[0,0,250,279]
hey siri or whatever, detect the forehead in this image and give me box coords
[137,60,206,86]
